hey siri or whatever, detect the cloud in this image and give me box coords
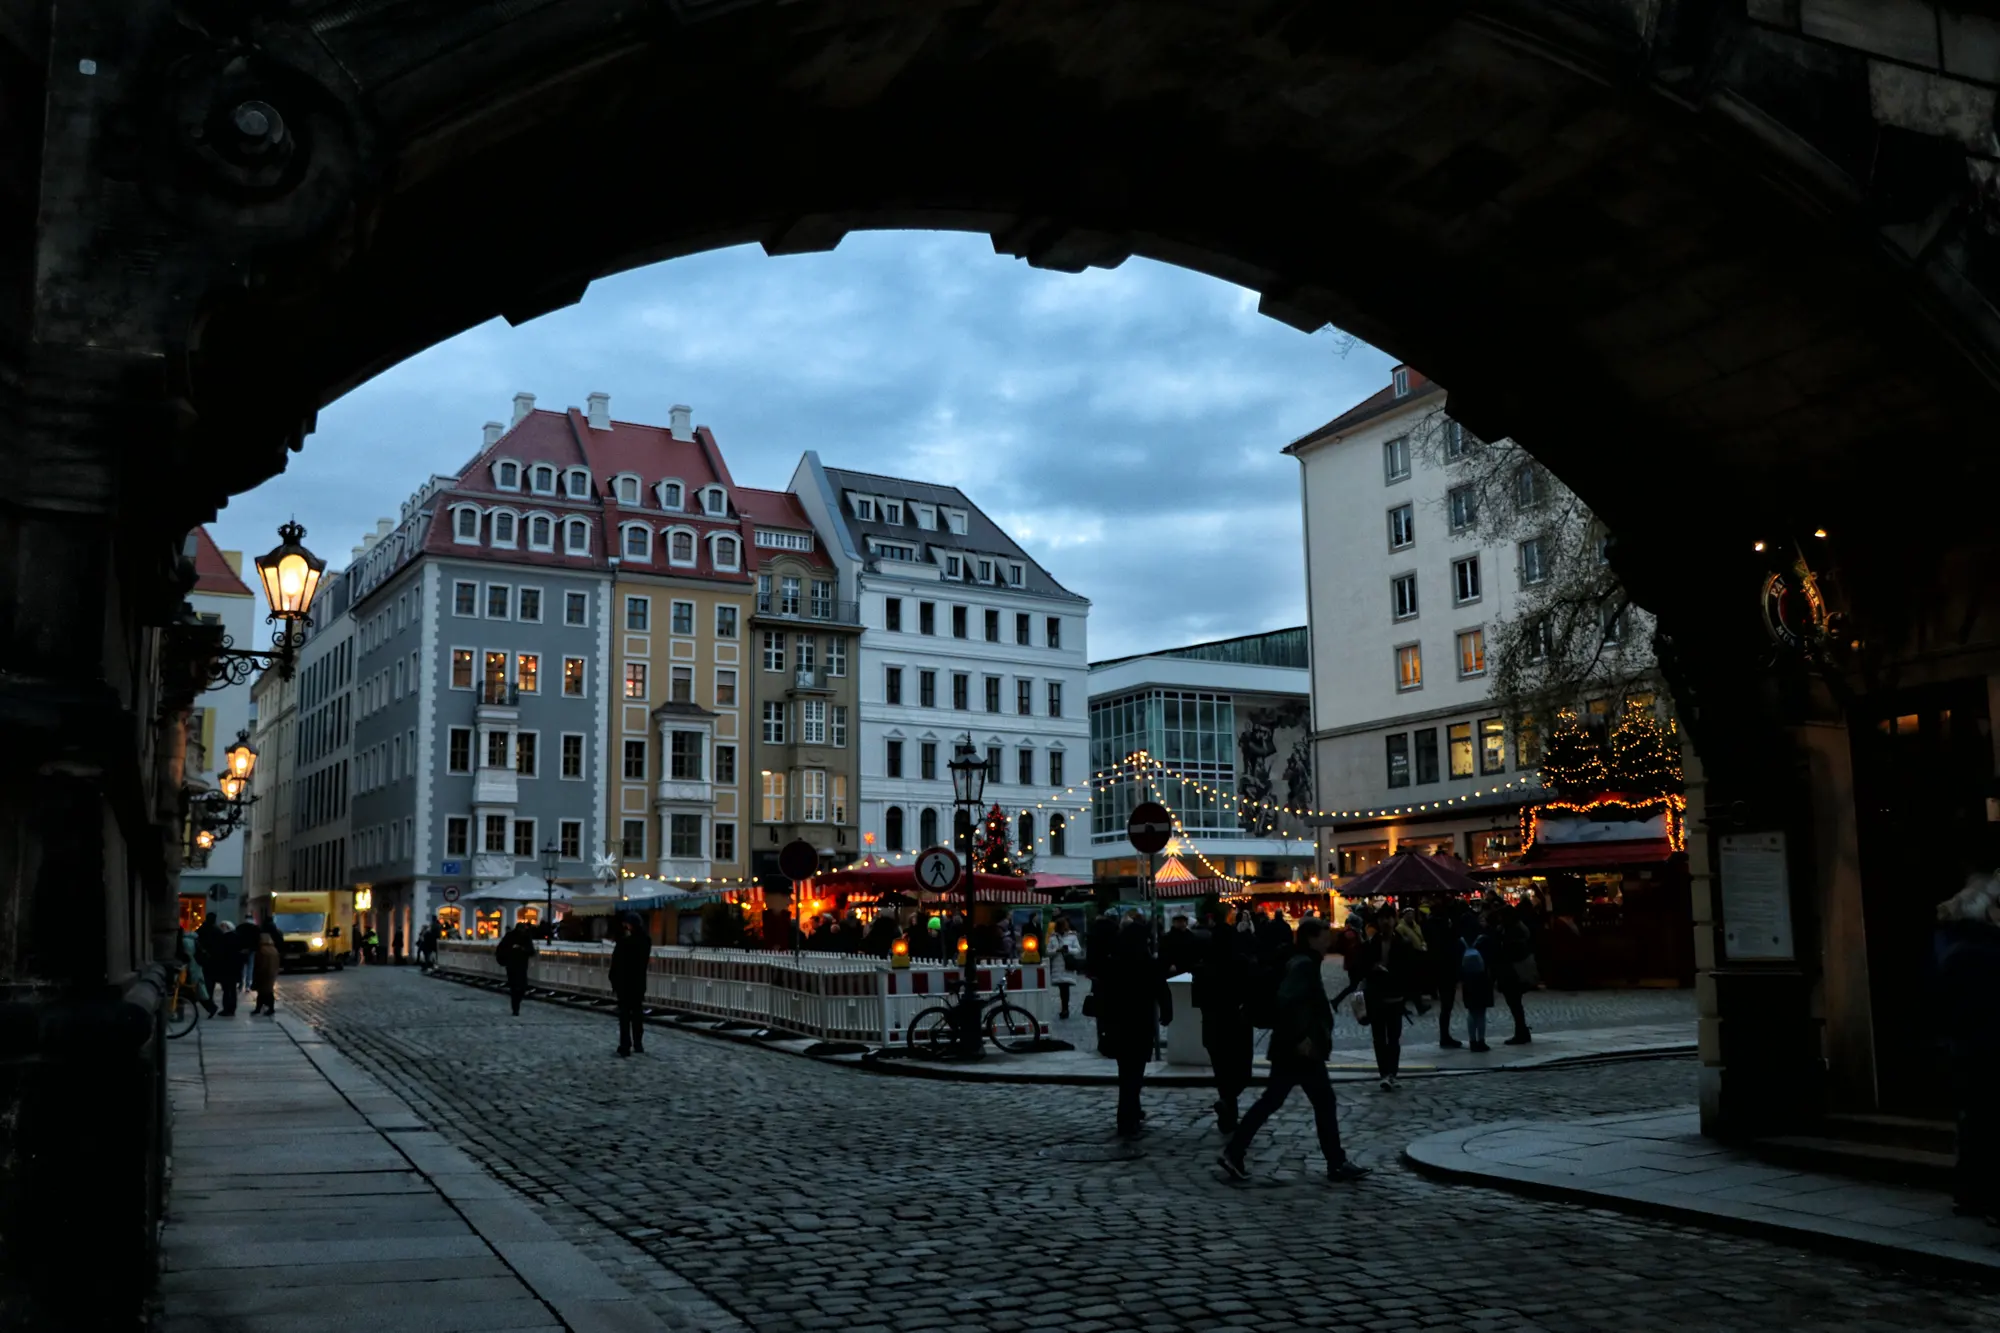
[212,231,1394,660]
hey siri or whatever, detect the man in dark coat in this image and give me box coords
[495,922,537,1016]
[1221,917,1371,1183]
[195,916,238,1016]
[1936,877,2000,1222]
[1421,901,1467,1048]
[232,917,263,995]
[1159,915,1200,978]
[608,914,651,1056]
[1096,920,1172,1138]
[1193,920,1255,1132]
[1494,904,1535,1044]
[1254,907,1294,964]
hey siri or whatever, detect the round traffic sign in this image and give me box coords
[442,885,460,903]
[914,845,961,893]
[778,838,820,882]
[1127,802,1173,855]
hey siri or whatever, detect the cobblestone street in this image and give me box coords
[275,968,1999,1332]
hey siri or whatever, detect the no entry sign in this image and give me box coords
[778,839,820,882]
[1127,802,1173,855]
[915,845,961,892]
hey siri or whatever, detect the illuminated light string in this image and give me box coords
[1092,751,1545,824]
[1519,792,1688,855]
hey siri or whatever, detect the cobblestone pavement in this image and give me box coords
[282,969,1998,1333]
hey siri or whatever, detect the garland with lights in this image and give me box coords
[1520,792,1688,854]
[1091,750,1543,825]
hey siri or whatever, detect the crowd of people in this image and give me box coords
[181,914,285,1017]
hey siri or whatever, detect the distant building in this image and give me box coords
[183,528,256,914]
[1087,627,1315,885]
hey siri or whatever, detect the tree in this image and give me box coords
[972,803,1023,876]
[1407,405,1660,748]
[1539,710,1608,798]
[1607,701,1684,796]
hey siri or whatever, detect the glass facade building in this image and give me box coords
[1089,689,1238,842]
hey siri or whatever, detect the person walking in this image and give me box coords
[1460,913,1499,1052]
[250,927,280,1015]
[233,917,261,995]
[1495,903,1536,1044]
[609,912,651,1057]
[1193,915,1255,1133]
[392,924,406,965]
[1220,917,1370,1183]
[1936,873,2000,1223]
[195,915,233,1015]
[1422,902,1466,1048]
[495,921,537,1016]
[1048,915,1084,1019]
[1360,906,1415,1090]
[1095,919,1171,1138]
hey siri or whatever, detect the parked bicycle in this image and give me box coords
[906,973,1042,1057]
[164,962,203,1040]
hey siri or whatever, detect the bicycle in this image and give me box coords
[164,962,206,1040]
[906,973,1043,1057]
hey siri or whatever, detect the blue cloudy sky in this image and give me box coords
[213,231,1393,660]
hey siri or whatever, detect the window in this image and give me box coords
[716,669,737,707]
[885,667,903,706]
[885,739,904,778]
[986,746,1002,783]
[1518,537,1548,586]
[669,731,703,780]
[1518,716,1543,767]
[1018,811,1034,849]
[831,705,848,747]
[883,501,902,525]
[1009,563,1024,588]
[801,699,826,744]
[1480,718,1507,775]
[978,559,993,583]
[484,730,511,770]
[1393,367,1410,397]
[559,819,582,858]
[1414,728,1439,784]
[762,632,785,672]
[484,814,509,853]
[795,634,816,675]
[517,653,539,693]
[1017,679,1032,715]
[1388,503,1415,551]
[945,555,962,579]
[563,656,586,697]
[919,602,935,635]
[668,601,693,636]
[527,516,553,550]
[984,609,1000,641]
[952,673,969,710]
[1386,734,1410,788]
[1017,748,1033,786]
[1457,629,1486,678]
[1384,435,1410,483]
[1514,463,1543,508]
[492,513,516,546]
[853,496,875,521]
[712,535,739,570]
[454,581,477,616]
[1047,681,1063,717]
[1014,612,1031,646]
[1526,619,1553,664]
[1050,813,1067,857]
[1046,616,1064,650]
[919,741,938,781]
[1443,420,1468,460]
[514,587,540,623]
[561,733,584,779]
[884,598,902,632]
[451,649,473,690]
[762,701,786,744]
[623,525,650,560]
[623,663,647,699]
[884,806,905,851]
[621,819,646,860]
[817,636,840,678]
[1392,573,1418,620]
[670,666,692,703]
[616,475,641,505]
[448,727,472,774]
[1395,644,1423,692]
[1048,751,1064,786]
[1448,722,1474,778]
[1603,602,1627,645]
[445,816,469,857]
[801,769,827,823]
[660,481,683,510]
[670,530,695,564]
[455,507,480,542]
[1447,484,1478,532]
[984,676,1001,712]
[919,807,938,847]
[1453,556,1482,604]
[952,605,968,638]
[565,590,588,625]
[623,739,647,780]
[486,585,510,619]
[919,670,937,708]
[760,772,785,822]
[516,732,537,776]
[565,520,590,555]
[716,605,738,639]
[713,822,736,862]
[715,744,736,785]
[495,460,521,489]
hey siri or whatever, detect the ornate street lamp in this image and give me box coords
[223,731,258,784]
[946,737,989,1056]
[204,521,326,687]
[538,840,562,939]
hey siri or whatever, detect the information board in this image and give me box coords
[1719,831,1795,962]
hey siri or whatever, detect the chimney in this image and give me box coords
[668,404,693,441]
[482,420,503,447]
[376,518,393,540]
[586,392,611,430]
[351,545,366,562]
[511,392,536,425]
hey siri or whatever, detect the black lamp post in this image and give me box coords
[947,737,988,1055]
[538,839,561,939]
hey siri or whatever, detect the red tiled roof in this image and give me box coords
[734,486,835,571]
[1282,366,1444,455]
[191,527,253,597]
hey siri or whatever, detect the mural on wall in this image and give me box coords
[1238,700,1312,835]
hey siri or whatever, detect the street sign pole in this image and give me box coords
[1126,801,1174,1065]
[778,839,819,959]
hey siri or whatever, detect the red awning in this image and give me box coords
[1507,839,1679,871]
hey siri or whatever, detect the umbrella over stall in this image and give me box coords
[1337,847,1484,900]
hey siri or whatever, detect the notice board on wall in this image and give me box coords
[1719,831,1795,962]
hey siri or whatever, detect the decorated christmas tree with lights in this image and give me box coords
[1607,702,1684,796]
[1538,710,1607,797]
[972,803,1023,876]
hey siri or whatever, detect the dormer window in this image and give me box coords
[616,475,640,505]
[1008,562,1024,587]
[1393,367,1410,398]
[946,509,968,535]
[527,515,554,551]
[914,504,936,530]
[564,468,590,500]
[495,461,521,490]
[564,519,590,555]
[944,555,962,579]
[978,558,993,582]
[669,529,696,565]
[712,534,740,570]
[701,486,727,517]
[530,465,556,494]
[853,496,875,521]
[883,501,903,525]
[492,512,517,547]
[454,507,480,544]
[875,541,916,563]
[622,523,651,561]
[659,481,683,510]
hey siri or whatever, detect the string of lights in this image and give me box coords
[1091,750,1545,826]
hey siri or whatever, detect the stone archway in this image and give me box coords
[8,1,2000,1322]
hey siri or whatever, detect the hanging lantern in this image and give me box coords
[255,520,327,623]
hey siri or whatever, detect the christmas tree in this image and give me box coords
[1539,710,1607,797]
[1607,702,1684,796]
[972,803,1023,876]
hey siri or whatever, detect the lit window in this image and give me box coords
[1395,644,1422,692]
[1449,723,1474,778]
[517,653,539,693]
[451,649,473,689]
[1457,630,1485,678]
[1480,718,1506,775]
[761,771,785,822]
[624,662,647,699]
[832,775,847,824]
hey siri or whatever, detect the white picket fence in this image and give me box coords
[434,940,1054,1047]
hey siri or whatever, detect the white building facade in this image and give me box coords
[184,528,257,913]
[789,454,1092,878]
